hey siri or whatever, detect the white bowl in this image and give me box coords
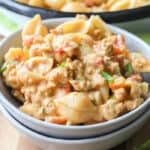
[0,103,150,150]
[0,18,150,139]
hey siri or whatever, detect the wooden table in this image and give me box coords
[0,35,150,150]
[0,112,150,150]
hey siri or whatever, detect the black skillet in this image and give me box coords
[0,0,150,23]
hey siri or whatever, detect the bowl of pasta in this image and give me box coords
[0,0,150,23]
[1,100,150,150]
[0,15,150,139]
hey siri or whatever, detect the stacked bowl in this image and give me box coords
[0,104,150,150]
[0,18,150,150]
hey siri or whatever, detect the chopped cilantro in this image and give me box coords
[79,43,90,49]
[58,62,66,67]
[111,95,116,99]
[42,108,46,114]
[0,61,19,73]
[125,63,133,74]
[100,71,114,83]
[76,77,83,80]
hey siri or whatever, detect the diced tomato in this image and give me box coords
[56,48,65,55]
[93,58,104,65]
[113,35,128,55]
[130,74,142,82]
[113,34,125,47]
[118,34,125,42]
[48,116,67,124]
[85,0,95,7]
[23,35,43,48]
[23,36,34,48]
[113,47,128,55]
[109,77,125,90]
[113,37,117,46]
[14,55,21,61]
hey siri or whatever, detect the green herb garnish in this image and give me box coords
[42,108,46,114]
[75,77,83,80]
[57,62,66,67]
[0,61,19,73]
[125,63,133,74]
[110,95,116,99]
[100,71,114,83]
[135,139,150,150]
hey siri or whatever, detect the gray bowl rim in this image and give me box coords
[1,103,150,144]
[0,17,150,130]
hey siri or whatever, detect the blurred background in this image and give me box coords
[0,1,150,150]
[0,3,150,43]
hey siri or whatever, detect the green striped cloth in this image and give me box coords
[0,7,28,36]
[137,33,150,45]
[0,12,20,32]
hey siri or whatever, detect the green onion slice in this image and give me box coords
[0,61,19,72]
[110,95,116,99]
[125,63,133,74]
[57,62,66,67]
[100,71,114,83]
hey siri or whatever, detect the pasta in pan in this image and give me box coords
[16,0,150,12]
[1,15,150,125]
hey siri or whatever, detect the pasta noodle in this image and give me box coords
[16,0,150,12]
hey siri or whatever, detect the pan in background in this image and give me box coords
[0,0,150,23]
